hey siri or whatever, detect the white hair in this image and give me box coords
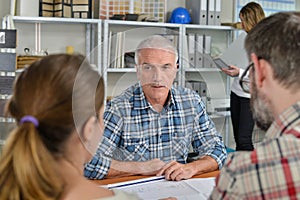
[134,35,178,65]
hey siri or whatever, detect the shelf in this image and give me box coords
[12,16,99,24]
[184,24,234,31]
[105,20,181,28]
[12,17,234,29]
[103,20,182,36]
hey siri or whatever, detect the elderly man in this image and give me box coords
[85,35,227,181]
[210,12,300,199]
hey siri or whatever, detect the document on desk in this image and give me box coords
[104,176,216,200]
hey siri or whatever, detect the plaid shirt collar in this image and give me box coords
[131,82,178,111]
[264,101,300,140]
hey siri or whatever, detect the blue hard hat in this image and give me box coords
[169,7,191,24]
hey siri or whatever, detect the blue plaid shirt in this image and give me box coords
[84,82,227,179]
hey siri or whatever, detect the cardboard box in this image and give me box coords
[39,0,91,18]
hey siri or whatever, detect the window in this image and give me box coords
[235,0,296,20]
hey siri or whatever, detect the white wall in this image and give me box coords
[220,0,235,22]
[0,0,10,19]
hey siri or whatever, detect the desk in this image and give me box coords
[95,170,220,185]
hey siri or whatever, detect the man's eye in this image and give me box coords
[162,65,171,70]
[143,65,152,70]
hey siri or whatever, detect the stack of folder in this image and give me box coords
[186,0,222,26]
[187,33,213,68]
[0,29,16,118]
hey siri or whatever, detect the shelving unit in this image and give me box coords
[0,29,17,150]
[182,24,234,145]
[12,16,102,71]
[0,16,102,151]
[182,24,233,90]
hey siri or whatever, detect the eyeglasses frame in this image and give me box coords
[239,62,254,93]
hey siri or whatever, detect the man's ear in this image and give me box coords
[251,53,265,88]
[82,116,97,141]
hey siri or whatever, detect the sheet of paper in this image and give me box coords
[184,178,216,198]
[103,176,216,200]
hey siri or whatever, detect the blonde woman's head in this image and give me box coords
[240,2,265,33]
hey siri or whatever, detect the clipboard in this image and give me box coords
[213,58,230,69]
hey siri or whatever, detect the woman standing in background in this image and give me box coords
[222,2,265,151]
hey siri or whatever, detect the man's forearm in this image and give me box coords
[106,159,166,178]
[191,156,219,175]
[106,160,139,178]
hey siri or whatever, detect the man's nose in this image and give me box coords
[152,67,161,81]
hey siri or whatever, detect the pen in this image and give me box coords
[107,176,165,189]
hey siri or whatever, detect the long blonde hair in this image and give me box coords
[0,54,105,200]
[240,2,265,32]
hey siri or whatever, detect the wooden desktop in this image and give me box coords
[95,170,220,185]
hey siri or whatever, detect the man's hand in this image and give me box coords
[156,156,219,181]
[156,161,196,181]
[108,156,218,179]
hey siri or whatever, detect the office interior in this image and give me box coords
[0,0,300,153]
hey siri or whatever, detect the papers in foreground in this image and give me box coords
[102,176,216,200]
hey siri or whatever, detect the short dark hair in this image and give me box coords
[245,12,300,91]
